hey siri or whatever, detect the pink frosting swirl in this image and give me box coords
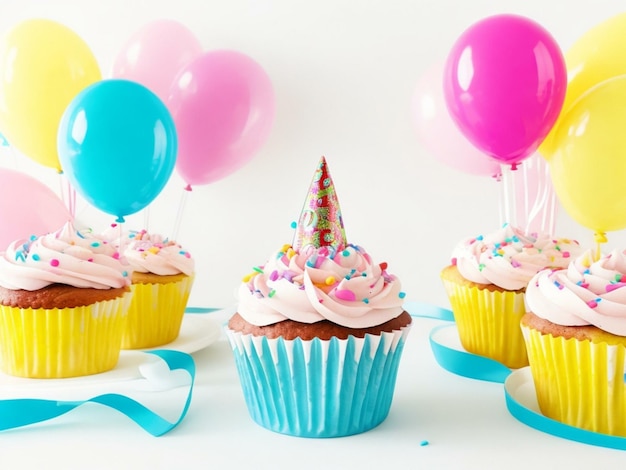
[122,230,194,276]
[526,249,626,336]
[452,224,583,290]
[0,222,130,291]
[237,243,406,328]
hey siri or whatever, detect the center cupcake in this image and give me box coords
[226,156,412,438]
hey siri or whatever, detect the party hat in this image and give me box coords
[292,156,347,252]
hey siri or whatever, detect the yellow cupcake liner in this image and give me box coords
[522,325,626,437]
[0,294,131,378]
[442,278,528,369]
[121,275,194,349]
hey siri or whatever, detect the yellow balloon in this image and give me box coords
[0,19,101,171]
[549,76,626,233]
[540,12,626,159]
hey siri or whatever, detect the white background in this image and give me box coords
[2,0,625,313]
[1,1,626,468]
[0,0,621,316]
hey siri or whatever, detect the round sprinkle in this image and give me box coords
[290,221,297,229]
[29,235,36,241]
[91,242,100,248]
[399,292,406,299]
[31,254,40,261]
[363,298,369,304]
[50,259,60,267]
[112,252,120,259]
[379,262,388,271]
[342,250,350,257]
[122,271,128,277]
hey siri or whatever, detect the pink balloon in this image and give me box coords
[168,50,275,186]
[0,168,72,247]
[412,61,501,177]
[443,14,566,166]
[111,19,203,104]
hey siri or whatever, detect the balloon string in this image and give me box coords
[69,179,76,219]
[524,156,548,235]
[172,185,192,241]
[522,161,529,232]
[58,171,76,219]
[497,175,504,227]
[546,164,557,236]
[500,164,517,227]
[143,206,151,233]
[593,231,607,261]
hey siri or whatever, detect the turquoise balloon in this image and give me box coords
[58,79,177,221]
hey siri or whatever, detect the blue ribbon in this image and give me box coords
[429,323,512,383]
[404,300,511,383]
[504,371,626,451]
[410,300,626,450]
[184,306,221,314]
[0,349,195,436]
[403,300,455,321]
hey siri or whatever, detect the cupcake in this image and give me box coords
[226,156,412,438]
[0,222,132,378]
[114,228,195,349]
[440,225,582,368]
[522,249,626,436]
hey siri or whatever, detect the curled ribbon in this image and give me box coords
[405,300,626,451]
[0,348,195,436]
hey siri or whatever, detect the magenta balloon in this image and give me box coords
[0,168,72,247]
[111,19,203,104]
[412,61,501,177]
[168,50,275,186]
[443,14,567,165]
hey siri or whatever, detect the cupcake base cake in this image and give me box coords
[440,264,528,369]
[107,229,196,350]
[441,225,581,369]
[121,272,194,349]
[523,249,626,437]
[521,312,626,437]
[0,285,131,378]
[0,223,133,378]
[227,311,412,438]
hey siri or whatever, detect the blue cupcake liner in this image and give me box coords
[225,326,411,438]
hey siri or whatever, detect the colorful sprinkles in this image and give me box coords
[243,243,406,307]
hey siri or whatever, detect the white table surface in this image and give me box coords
[0,307,625,470]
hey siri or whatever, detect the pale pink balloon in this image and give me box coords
[0,168,72,247]
[168,49,275,186]
[412,61,501,178]
[111,19,203,104]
